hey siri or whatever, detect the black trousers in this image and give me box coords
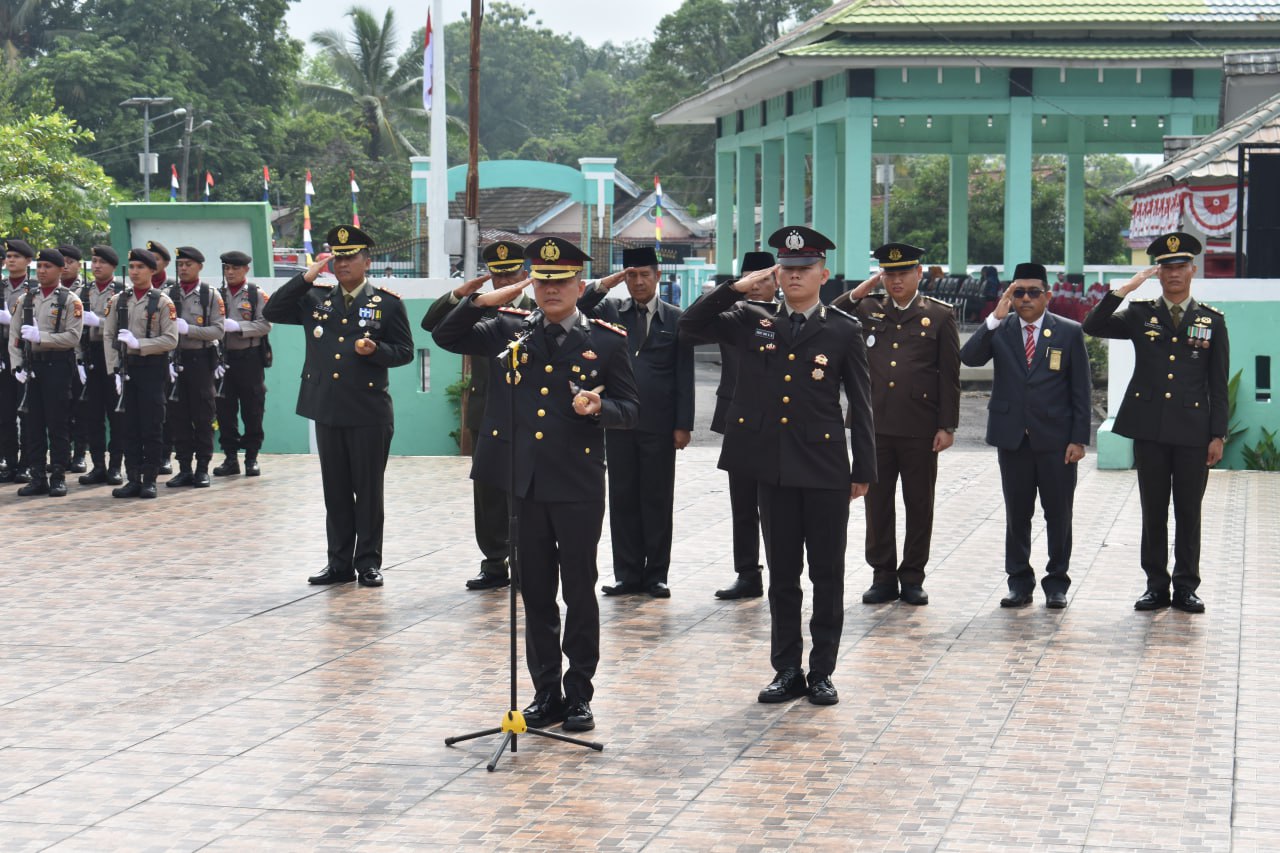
[466,427,511,578]
[606,429,676,586]
[216,349,267,455]
[728,469,761,573]
[516,495,603,703]
[1133,439,1208,594]
[314,422,393,573]
[997,435,1077,595]
[168,349,216,462]
[20,356,74,476]
[758,482,849,679]
[119,358,168,477]
[0,368,19,465]
[864,434,938,589]
[73,349,121,459]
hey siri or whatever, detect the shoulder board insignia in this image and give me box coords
[828,305,856,321]
[312,281,330,288]
[923,295,950,306]
[591,318,627,336]
[1200,303,1223,316]
[497,306,531,316]
[376,286,402,299]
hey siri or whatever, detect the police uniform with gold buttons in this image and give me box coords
[262,225,415,585]
[1083,232,1229,606]
[831,243,961,603]
[431,236,640,716]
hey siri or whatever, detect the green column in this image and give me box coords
[843,103,873,279]
[760,138,783,240]
[1169,99,1194,135]
[1003,98,1033,267]
[1065,120,1086,275]
[716,148,735,275]
[784,130,807,225]
[736,145,758,267]
[948,120,970,274]
[813,122,838,270]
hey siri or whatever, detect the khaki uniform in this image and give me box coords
[103,286,178,479]
[168,283,224,468]
[216,283,272,459]
[75,280,124,467]
[0,277,30,470]
[7,284,84,480]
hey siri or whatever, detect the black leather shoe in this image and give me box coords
[308,567,356,585]
[47,477,67,498]
[1000,591,1034,608]
[166,471,194,487]
[105,468,124,486]
[68,456,86,474]
[213,456,240,476]
[358,568,384,587]
[0,464,12,483]
[244,458,261,477]
[862,584,899,604]
[139,481,158,499]
[79,467,108,485]
[1134,590,1171,611]
[1172,589,1205,613]
[521,692,567,728]
[158,462,172,475]
[715,573,763,600]
[758,667,807,703]
[1046,591,1068,609]
[900,585,929,606]
[192,471,211,488]
[17,479,48,497]
[13,467,30,484]
[112,481,141,498]
[601,581,643,596]
[562,700,595,732]
[647,582,671,599]
[466,573,511,591]
[807,674,839,706]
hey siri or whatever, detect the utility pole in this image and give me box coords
[179,109,213,202]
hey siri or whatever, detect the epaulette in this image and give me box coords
[312,281,330,288]
[923,294,950,306]
[827,305,856,321]
[375,285,402,299]
[1200,303,1223,316]
[498,306,531,316]
[592,318,627,336]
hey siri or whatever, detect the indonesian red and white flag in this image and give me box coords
[422,10,434,112]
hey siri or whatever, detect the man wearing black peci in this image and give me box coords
[432,236,640,733]
[262,225,414,588]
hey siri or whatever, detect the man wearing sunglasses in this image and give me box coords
[960,263,1091,609]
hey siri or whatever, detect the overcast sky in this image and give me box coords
[286,0,684,50]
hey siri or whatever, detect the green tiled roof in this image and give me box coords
[828,0,1280,26]
[785,39,1280,59]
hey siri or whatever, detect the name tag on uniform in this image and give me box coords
[1047,347,1063,371]
[754,328,776,341]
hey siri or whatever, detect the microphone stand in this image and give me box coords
[446,319,604,771]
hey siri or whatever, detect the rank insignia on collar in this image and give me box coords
[812,368,825,380]
[582,350,597,360]
[921,316,931,327]
[815,354,829,366]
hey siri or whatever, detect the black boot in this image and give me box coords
[167,460,194,488]
[140,474,158,499]
[68,447,87,474]
[17,475,48,497]
[106,453,124,485]
[80,453,109,485]
[213,453,240,476]
[47,467,67,497]
[112,475,142,498]
[157,454,172,476]
[243,454,260,477]
[0,460,12,482]
[192,460,211,488]
[13,466,31,484]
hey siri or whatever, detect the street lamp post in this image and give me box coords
[119,97,185,201]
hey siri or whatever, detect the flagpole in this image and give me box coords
[427,0,448,278]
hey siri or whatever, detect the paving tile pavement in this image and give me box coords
[0,433,1277,851]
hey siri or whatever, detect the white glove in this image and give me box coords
[214,364,227,380]
[77,364,87,384]
[175,318,190,334]
[224,318,241,332]
[14,369,26,384]
[115,374,123,395]
[117,329,139,349]
[20,324,40,343]
[83,310,101,328]
[0,308,10,324]
[168,363,178,382]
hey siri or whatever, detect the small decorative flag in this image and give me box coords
[422,9,434,112]
[203,171,213,201]
[170,164,179,202]
[303,170,315,264]
[262,166,270,203]
[350,170,361,228]
[654,175,664,254]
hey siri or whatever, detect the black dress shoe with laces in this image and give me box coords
[1171,589,1205,613]
[358,569,384,587]
[900,585,929,606]
[465,573,511,591]
[562,700,595,732]
[166,471,194,487]
[79,467,108,485]
[1134,590,1171,611]
[213,457,240,476]
[647,582,671,599]
[112,480,141,499]
[105,468,124,486]
[862,584,899,604]
[308,566,356,585]
[715,572,763,600]
[758,667,807,703]
[521,692,567,728]
[1046,591,1068,609]
[601,580,643,596]
[807,674,839,706]
[1000,591,1034,608]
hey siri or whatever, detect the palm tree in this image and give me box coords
[1,0,58,68]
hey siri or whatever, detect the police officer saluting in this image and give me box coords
[832,243,961,606]
[1083,232,1228,613]
[213,250,272,477]
[1,238,35,482]
[105,248,178,498]
[76,245,125,485]
[8,248,83,496]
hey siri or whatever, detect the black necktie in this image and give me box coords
[635,304,650,349]
[1170,304,1183,329]
[791,311,806,337]
[546,323,564,355]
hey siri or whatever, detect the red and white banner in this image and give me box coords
[1129,185,1184,240]
[1130,182,1246,240]
[1186,183,1240,236]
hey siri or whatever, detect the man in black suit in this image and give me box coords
[1083,232,1228,613]
[706,253,775,600]
[960,262,1091,609]
[262,225,415,588]
[420,241,534,592]
[681,226,875,707]
[578,246,694,599]
[432,237,640,733]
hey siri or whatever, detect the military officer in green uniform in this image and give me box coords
[832,243,961,606]
[420,240,533,591]
[1083,231,1228,613]
[262,225,415,588]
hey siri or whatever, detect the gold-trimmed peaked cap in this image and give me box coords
[767,225,835,267]
[873,242,924,269]
[482,240,526,273]
[1146,231,1201,265]
[325,224,374,257]
[525,236,590,280]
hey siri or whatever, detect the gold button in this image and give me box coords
[1167,373,1174,380]
[368,382,374,388]
[341,318,348,325]
[890,360,897,367]
[334,353,341,360]
[824,433,830,439]
[896,324,902,330]
[1134,392,1140,397]
[892,342,899,349]
[923,393,928,398]
[585,447,591,454]
[788,353,795,361]
[782,396,790,404]
[784,374,792,382]
[540,387,549,396]
[492,429,499,436]
[737,417,745,424]
[1169,355,1176,362]
[544,365,553,373]
[888,381,896,388]
[535,431,544,440]
[759,346,765,352]
[780,417,788,424]
[338,336,345,343]
[537,409,546,417]
[1165,392,1172,399]
[332,372,340,379]
[1195,402,1200,408]
[1171,336,1178,343]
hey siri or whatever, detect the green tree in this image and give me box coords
[0,0,76,68]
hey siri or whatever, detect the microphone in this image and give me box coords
[521,307,544,329]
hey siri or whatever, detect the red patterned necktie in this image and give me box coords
[1025,323,1036,368]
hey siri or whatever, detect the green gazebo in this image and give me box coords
[655,0,1280,277]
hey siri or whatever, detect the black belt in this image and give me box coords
[28,350,76,364]
[225,347,261,359]
[126,354,168,365]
